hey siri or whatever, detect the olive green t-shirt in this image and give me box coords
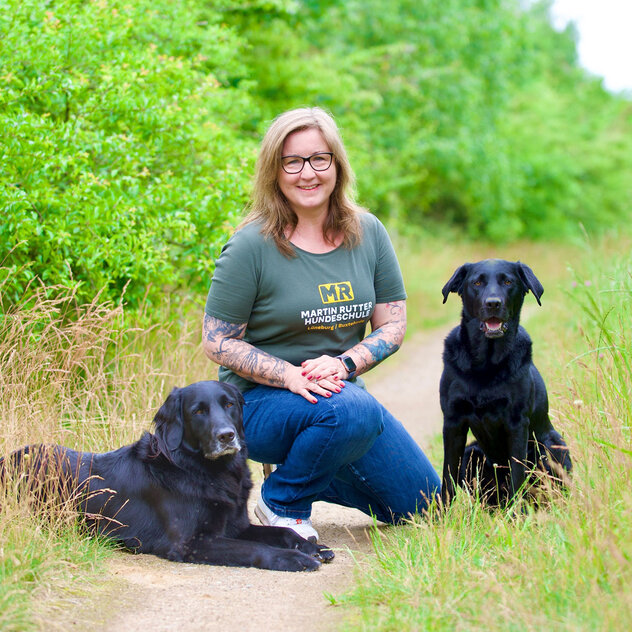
[205,212,406,392]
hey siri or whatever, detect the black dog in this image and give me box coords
[0,380,333,571]
[440,259,572,506]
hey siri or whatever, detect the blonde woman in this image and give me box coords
[203,107,439,542]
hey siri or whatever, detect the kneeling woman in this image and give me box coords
[202,107,440,542]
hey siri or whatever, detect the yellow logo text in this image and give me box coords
[318,282,354,304]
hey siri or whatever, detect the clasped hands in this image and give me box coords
[284,354,349,404]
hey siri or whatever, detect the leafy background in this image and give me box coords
[2,0,631,312]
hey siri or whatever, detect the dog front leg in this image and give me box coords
[180,534,322,572]
[441,419,469,506]
[237,524,334,563]
[508,422,530,501]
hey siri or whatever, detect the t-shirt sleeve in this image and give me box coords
[371,216,407,303]
[205,226,260,324]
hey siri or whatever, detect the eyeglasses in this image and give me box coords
[280,152,333,174]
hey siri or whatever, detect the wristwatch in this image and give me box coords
[336,354,357,380]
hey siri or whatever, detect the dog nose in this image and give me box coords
[217,429,236,444]
[485,297,502,310]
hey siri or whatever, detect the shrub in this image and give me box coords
[1,0,257,309]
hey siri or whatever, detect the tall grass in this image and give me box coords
[0,273,212,629]
[335,239,632,630]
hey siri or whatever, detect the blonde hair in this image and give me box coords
[241,107,365,256]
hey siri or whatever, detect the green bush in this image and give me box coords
[230,0,632,242]
[1,0,257,309]
[3,0,632,314]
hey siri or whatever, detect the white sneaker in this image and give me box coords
[255,496,319,543]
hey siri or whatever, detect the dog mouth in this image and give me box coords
[204,439,242,460]
[480,318,507,338]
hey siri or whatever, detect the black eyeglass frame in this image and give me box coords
[280,152,334,174]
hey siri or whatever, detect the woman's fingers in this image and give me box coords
[296,382,334,404]
[285,365,345,403]
[285,366,329,403]
[316,378,343,393]
[301,355,344,381]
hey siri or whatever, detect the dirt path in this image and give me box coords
[39,327,449,632]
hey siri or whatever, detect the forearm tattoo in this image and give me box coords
[203,314,288,387]
[361,331,401,364]
[356,301,406,373]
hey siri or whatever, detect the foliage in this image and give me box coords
[2,0,632,312]
[0,0,257,309]
[0,510,111,632]
[230,0,632,242]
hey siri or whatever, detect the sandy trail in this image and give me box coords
[39,327,449,632]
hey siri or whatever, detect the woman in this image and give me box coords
[202,107,440,542]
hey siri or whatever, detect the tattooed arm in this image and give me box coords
[202,313,339,404]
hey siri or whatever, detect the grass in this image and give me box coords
[1,230,630,629]
[0,278,214,630]
[333,233,632,631]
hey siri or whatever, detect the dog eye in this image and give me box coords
[473,280,482,286]
[193,408,204,415]
[504,279,513,286]
[225,402,234,409]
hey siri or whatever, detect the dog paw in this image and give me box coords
[292,536,335,563]
[273,550,322,572]
[314,543,335,563]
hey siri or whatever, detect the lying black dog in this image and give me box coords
[440,259,572,506]
[0,380,333,571]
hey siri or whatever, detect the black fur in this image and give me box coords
[1,380,334,571]
[440,259,572,506]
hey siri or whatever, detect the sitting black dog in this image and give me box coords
[0,380,333,571]
[440,259,572,506]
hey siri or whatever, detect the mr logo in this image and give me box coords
[319,282,354,304]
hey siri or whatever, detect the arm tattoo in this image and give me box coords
[202,314,288,387]
[353,301,406,374]
[203,314,246,351]
[384,301,404,316]
[360,330,400,365]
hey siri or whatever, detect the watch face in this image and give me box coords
[341,355,356,371]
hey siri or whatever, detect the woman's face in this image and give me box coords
[278,127,337,217]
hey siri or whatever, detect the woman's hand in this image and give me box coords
[284,364,343,404]
[300,355,347,382]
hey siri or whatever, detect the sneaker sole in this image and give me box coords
[254,504,270,526]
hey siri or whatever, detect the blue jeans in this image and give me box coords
[242,382,441,524]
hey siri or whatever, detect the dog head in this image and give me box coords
[442,259,543,338]
[153,381,245,460]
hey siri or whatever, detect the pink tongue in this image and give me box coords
[486,318,502,331]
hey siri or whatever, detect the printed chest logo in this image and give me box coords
[301,281,373,330]
[318,281,354,304]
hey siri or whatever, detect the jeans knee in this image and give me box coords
[328,388,384,451]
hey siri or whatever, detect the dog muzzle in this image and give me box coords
[204,438,242,460]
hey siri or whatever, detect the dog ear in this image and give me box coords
[442,264,470,303]
[516,262,543,306]
[153,387,184,451]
